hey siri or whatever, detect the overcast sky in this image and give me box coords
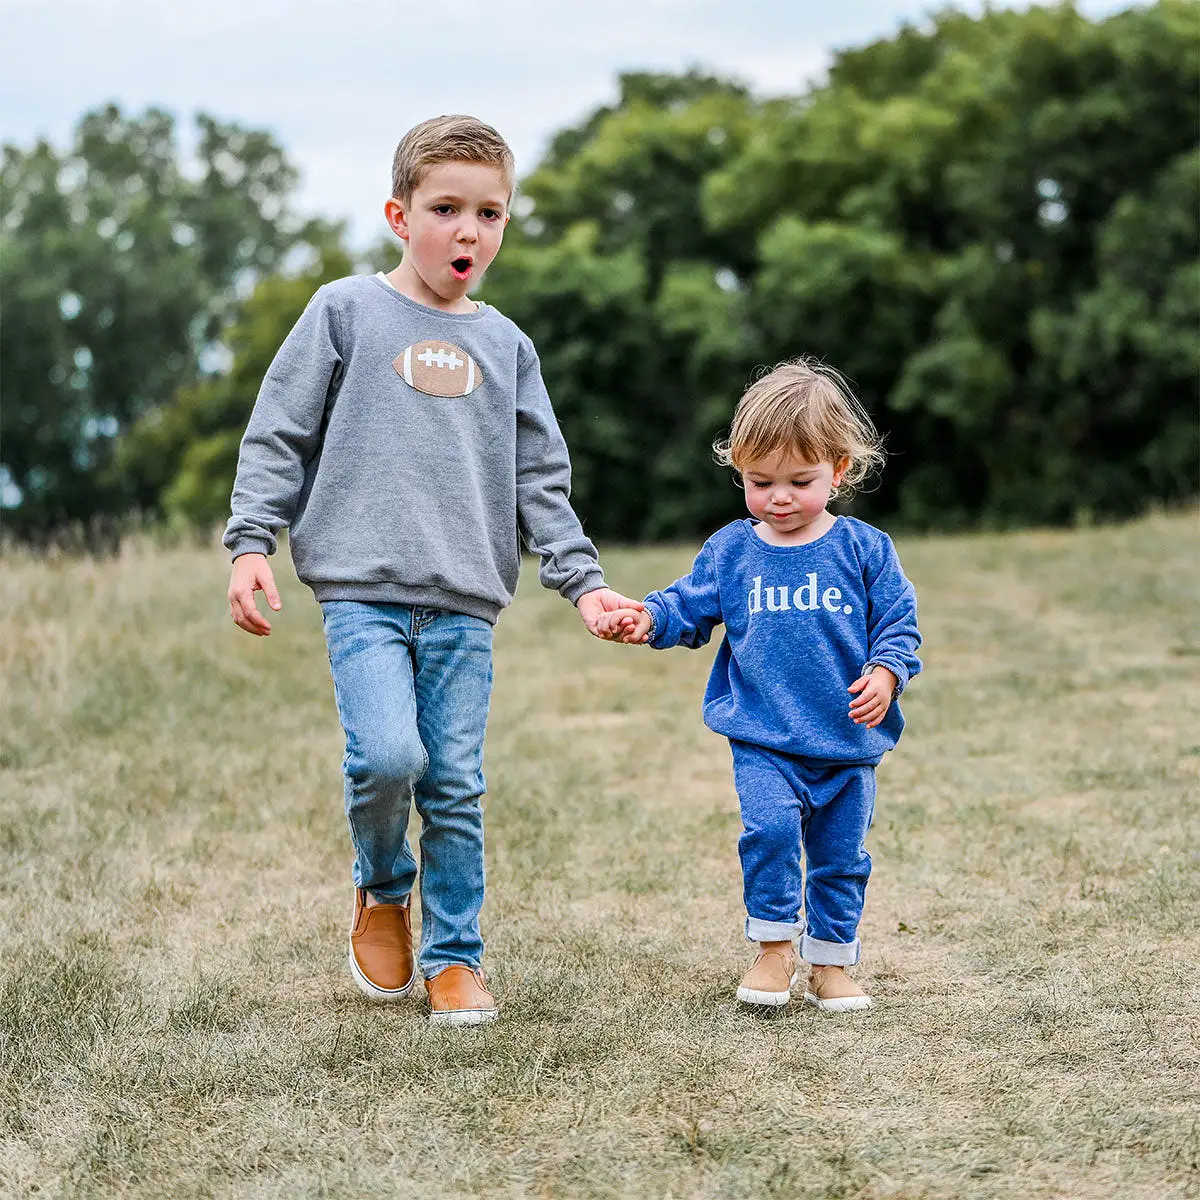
[3,0,1135,250]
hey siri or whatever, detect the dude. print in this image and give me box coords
[747,574,854,616]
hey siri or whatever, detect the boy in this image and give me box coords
[224,115,641,1026]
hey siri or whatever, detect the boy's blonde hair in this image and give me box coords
[713,358,886,499]
[391,115,516,203]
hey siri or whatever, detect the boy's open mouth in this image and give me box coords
[451,257,473,280]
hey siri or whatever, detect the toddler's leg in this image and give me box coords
[799,765,875,964]
[729,743,806,1004]
[731,742,806,945]
[410,611,495,1017]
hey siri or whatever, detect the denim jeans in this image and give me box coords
[730,741,876,966]
[321,601,494,976]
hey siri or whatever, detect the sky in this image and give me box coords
[2,0,1136,250]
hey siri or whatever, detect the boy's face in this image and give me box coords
[740,449,849,537]
[384,161,510,311]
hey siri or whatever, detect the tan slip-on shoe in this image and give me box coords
[348,888,417,1002]
[736,946,799,1007]
[425,965,498,1027]
[804,965,872,1013]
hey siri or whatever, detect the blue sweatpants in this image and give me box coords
[730,740,876,966]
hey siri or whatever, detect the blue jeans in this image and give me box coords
[731,741,876,966]
[321,601,494,977]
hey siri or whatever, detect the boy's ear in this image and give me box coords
[384,197,409,241]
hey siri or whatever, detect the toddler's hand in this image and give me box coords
[596,608,652,644]
[847,665,897,728]
[576,588,644,639]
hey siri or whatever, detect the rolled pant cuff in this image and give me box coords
[745,917,801,943]
[801,934,860,965]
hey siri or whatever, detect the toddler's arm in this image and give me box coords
[641,542,724,650]
[861,534,922,693]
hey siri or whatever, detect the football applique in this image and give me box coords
[393,340,484,397]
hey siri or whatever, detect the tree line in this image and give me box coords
[2,1,1196,546]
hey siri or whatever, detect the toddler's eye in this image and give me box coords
[750,481,770,489]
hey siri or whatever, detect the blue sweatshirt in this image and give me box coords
[644,516,922,764]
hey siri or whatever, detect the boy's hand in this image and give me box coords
[596,608,652,644]
[847,665,898,728]
[576,588,644,639]
[228,553,282,636]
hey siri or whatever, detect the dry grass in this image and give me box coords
[1,511,1198,1199]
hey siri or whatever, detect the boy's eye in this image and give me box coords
[433,204,454,215]
[481,209,502,221]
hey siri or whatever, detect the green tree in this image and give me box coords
[115,237,355,530]
[0,105,317,540]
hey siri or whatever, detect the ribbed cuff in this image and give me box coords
[228,537,274,561]
[564,571,606,606]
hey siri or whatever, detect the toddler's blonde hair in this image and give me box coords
[713,358,886,499]
[391,115,516,203]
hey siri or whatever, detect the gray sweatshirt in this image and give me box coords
[223,274,604,623]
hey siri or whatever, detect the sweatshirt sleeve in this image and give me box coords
[862,533,922,693]
[513,340,605,603]
[222,287,343,560]
[645,541,724,650]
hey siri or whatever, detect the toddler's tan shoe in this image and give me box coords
[425,965,498,1027]
[736,945,798,1007]
[348,888,416,1002]
[804,965,872,1013]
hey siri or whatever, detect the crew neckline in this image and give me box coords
[740,515,842,552]
[372,271,490,321]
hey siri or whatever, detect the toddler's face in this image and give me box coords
[388,161,510,310]
[740,449,848,538]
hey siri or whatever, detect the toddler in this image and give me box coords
[600,360,921,1010]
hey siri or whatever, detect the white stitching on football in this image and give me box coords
[393,340,484,397]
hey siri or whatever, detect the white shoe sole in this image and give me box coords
[347,943,417,1003]
[737,970,799,1007]
[803,990,872,1013]
[429,1007,498,1028]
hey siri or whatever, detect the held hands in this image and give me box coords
[576,589,647,641]
[847,665,898,729]
[594,607,652,644]
[228,553,282,636]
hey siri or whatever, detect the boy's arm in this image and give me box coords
[223,287,343,560]
[861,534,922,693]
[644,543,724,650]
[513,341,616,610]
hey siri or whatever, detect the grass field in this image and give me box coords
[1,510,1198,1199]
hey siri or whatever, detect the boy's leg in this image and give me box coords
[322,601,426,1000]
[799,764,876,968]
[409,609,494,999]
